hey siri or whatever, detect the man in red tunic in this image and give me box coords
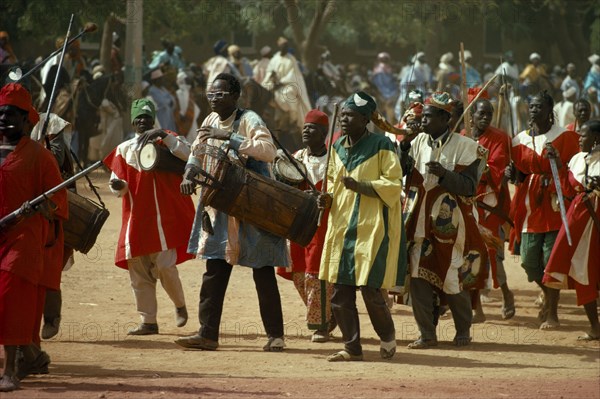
[103,99,195,335]
[277,109,334,343]
[0,83,67,392]
[544,120,600,340]
[508,91,580,330]
[464,98,516,322]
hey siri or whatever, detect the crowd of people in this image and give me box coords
[0,29,599,394]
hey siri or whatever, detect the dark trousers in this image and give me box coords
[410,277,472,341]
[331,283,396,356]
[198,259,284,341]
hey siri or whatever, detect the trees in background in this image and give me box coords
[1,0,598,71]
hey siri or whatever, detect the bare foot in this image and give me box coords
[537,305,549,322]
[453,336,472,347]
[472,311,486,324]
[577,332,600,341]
[540,317,560,330]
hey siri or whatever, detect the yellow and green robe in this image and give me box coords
[319,132,406,289]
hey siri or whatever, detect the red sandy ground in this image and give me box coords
[2,171,599,398]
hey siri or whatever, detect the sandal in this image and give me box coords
[326,350,363,362]
[407,338,438,349]
[263,337,285,352]
[311,330,329,343]
[380,339,396,359]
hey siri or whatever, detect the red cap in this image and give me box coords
[0,83,39,125]
[467,87,489,104]
[304,109,329,128]
[402,102,424,123]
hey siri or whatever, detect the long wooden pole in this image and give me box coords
[451,73,499,134]
[459,43,471,137]
[317,102,339,227]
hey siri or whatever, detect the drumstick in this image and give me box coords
[270,132,318,192]
[317,102,340,227]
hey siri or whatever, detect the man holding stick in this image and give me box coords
[277,109,335,343]
[464,97,516,322]
[0,83,67,392]
[317,91,406,362]
[507,90,579,330]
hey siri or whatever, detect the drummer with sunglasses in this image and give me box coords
[177,72,289,352]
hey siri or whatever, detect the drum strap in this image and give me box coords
[232,108,245,133]
[70,149,107,208]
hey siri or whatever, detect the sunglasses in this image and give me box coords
[206,91,230,100]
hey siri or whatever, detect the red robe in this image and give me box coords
[0,136,67,284]
[103,133,195,269]
[510,125,579,242]
[278,149,329,279]
[0,136,67,345]
[543,152,600,306]
[463,126,512,287]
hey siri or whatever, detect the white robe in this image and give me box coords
[261,52,311,129]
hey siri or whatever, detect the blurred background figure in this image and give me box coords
[371,52,398,122]
[174,70,200,143]
[0,31,17,64]
[253,46,272,85]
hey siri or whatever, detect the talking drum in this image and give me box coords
[64,191,110,254]
[273,157,306,187]
[139,141,186,175]
[194,144,318,247]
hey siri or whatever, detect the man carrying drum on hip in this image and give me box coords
[103,99,195,336]
[276,109,336,343]
[177,72,289,352]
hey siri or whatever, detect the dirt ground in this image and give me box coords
[2,169,599,399]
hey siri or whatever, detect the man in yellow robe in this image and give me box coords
[318,91,406,362]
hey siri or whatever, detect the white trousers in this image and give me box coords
[127,249,185,324]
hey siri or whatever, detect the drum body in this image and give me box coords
[64,191,110,254]
[197,145,318,247]
[139,142,186,175]
[273,157,306,187]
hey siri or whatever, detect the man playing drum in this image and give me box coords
[103,99,195,336]
[317,91,406,362]
[277,109,335,343]
[177,72,288,352]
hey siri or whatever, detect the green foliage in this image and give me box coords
[2,0,598,58]
[591,13,600,55]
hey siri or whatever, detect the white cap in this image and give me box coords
[412,51,425,63]
[440,52,453,63]
[589,54,600,65]
[529,52,541,61]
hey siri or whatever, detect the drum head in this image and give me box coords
[139,143,158,171]
[274,158,305,184]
